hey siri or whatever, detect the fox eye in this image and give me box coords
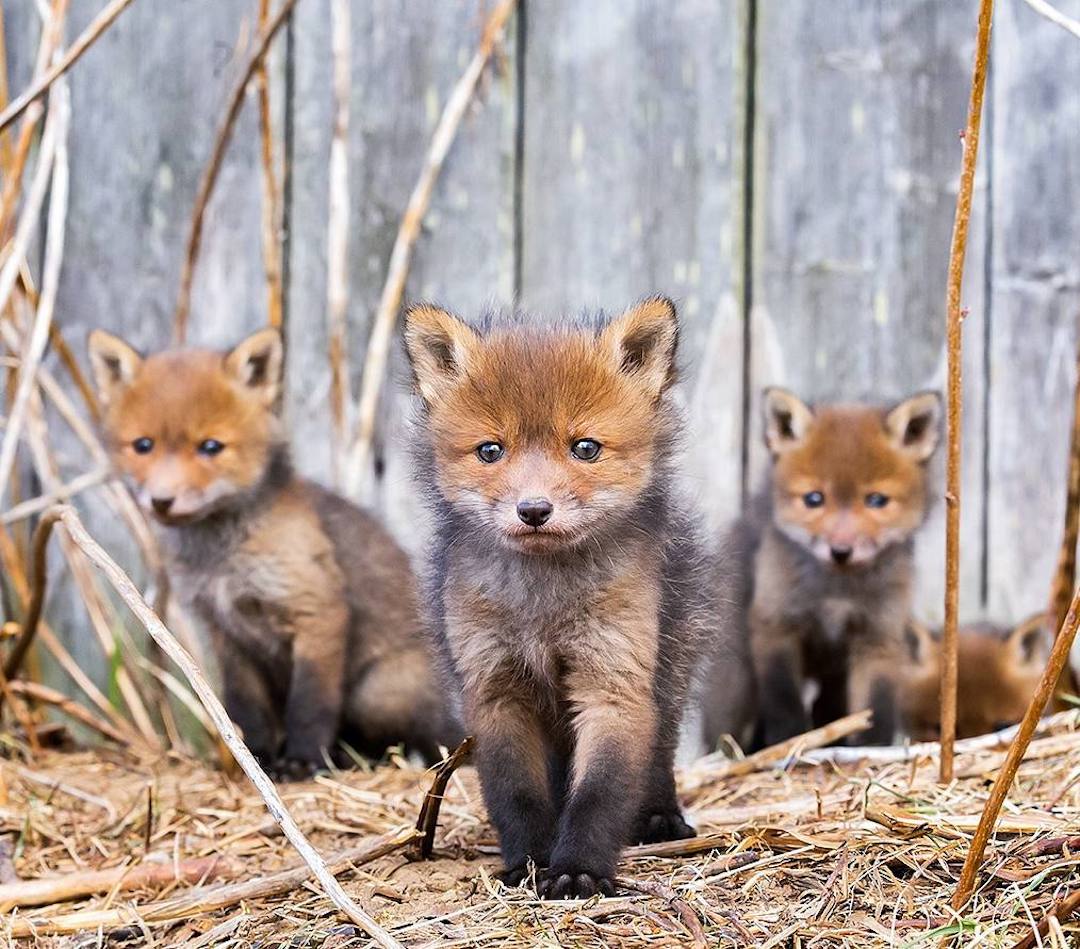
[476,442,504,464]
[865,492,889,509]
[802,491,824,508]
[198,439,225,457]
[132,437,154,455]
[570,438,602,462]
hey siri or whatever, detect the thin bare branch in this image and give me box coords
[940,0,993,785]
[1021,0,1080,39]
[344,0,517,496]
[255,0,284,329]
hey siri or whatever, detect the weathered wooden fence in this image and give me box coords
[3,0,1079,687]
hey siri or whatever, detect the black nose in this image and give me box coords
[830,546,852,565]
[151,497,175,516]
[516,498,553,527]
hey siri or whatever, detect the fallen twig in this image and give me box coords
[174,0,301,342]
[618,877,707,948]
[953,586,1080,909]
[344,0,517,496]
[0,0,138,133]
[5,825,419,938]
[413,736,474,859]
[1011,886,1080,949]
[0,855,234,910]
[19,505,403,948]
[940,0,994,786]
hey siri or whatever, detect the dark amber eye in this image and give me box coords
[476,442,504,464]
[803,491,824,508]
[198,439,225,456]
[865,492,889,509]
[132,437,154,455]
[570,439,602,462]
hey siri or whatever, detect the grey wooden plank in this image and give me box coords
[287,0,517,546]
[749,0,989,624]
[985,0,1080,623]
[519,0,746,530]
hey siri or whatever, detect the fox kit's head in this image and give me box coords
[902,617,1049,741]
[88,328,285,525]
[404,297,679,555]
[762,388,942,569]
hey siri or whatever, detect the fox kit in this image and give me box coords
[88,327,457,772]
[732,387,942,747]
[404,298,747,899]
[902,617,1049,741]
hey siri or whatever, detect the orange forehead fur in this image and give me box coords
[103,350,276,491]
[424,327,668,507]
[775,406,924,504]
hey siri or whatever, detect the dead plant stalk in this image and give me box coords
[940,0,993,785]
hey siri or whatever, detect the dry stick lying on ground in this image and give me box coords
[0,0,137,133]
[344,0,518,497]
[5,826,420,938]
[1046,327,1080,701]
[953,587,1080,910]
[0,855,235,911]
[939,0,994,787]
[326,0,353,488]
[14,507,404,949]
[1011,886,1080,949]
[174,0,301,343]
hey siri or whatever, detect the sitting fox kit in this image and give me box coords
[747,387,942,746]
[88,328,455,772]
[902,617,1050,741]
[405,298,726,899]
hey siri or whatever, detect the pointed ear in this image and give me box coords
[599,296,679,399]
[88,329,143,406]
[885,391,942,462]
[403,303,480,405]
[904,620,937,669]
[224,328,283,406]
[762,387,814,455]
[1008,614,1052,671]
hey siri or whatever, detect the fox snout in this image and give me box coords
[517,498,554,527]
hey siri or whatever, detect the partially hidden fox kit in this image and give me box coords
[88,328,460,774]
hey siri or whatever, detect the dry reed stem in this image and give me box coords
[0,4,11,170]
[255,0,283,330]
[326,0,352,487]
[174,0,300,343]
[0,466,110,524]
[0,855,235,910]
[1011,886,1080,949]
[1021,0,1080,38]
[0,0,139,133]
[32,505,403,947]
[1048,326,1080,701]
[953,584,1080,909]
[940,0,994,786]
[5,679,130,746]
[344,0,517,496]
[0,97,61,506]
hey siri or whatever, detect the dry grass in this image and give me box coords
[4,713,1080,946]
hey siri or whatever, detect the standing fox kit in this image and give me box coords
[405,298,738,899]
[745,387,942,746]
[88,328,455,772]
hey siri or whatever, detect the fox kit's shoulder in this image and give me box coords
[902,617,1050,741]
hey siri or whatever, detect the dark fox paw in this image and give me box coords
[635,809,696,844]
[267,757,320,782]
[497,863,532,888]
[538,866,615,900]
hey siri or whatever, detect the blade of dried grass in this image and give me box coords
[36,505,404,947]
[174,0,300,343]
[255,0,283,330]
[344,0,517,497]
[940,0,994,785]
[1020,0,1080,39]
[5,679,129,746]
[0,0,139,133]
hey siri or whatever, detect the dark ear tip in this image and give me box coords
[647,294,678,320]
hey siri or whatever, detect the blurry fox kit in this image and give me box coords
[405,298,748,899]
[739,387,943,746]
[902,617,1050,741]
[88,328,457,773]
